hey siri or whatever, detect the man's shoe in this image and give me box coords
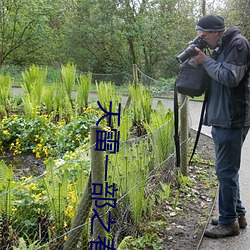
[204,222,240,238]
[211,214,247,229]
[238,215,248,228]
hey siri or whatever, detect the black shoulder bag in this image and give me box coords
[175,58,208,97]
[174,58,210,168]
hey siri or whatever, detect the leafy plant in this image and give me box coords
[60,62,76,103]
[129,83,152,125]
[118,233,163,250]
[13,236,41,250]
[12,176,49,241]
[21,65,47,118]
[43,84,56,114]
[0,161,15,222]
[0,73,12,117]
[96,81,122,127]
[76,72,92,111]
[157,182,171,203]
[145,100,174,164]
[109,139,152,226]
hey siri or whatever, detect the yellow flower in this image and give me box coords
[3,130,9,135]
[32,193,42,201]
[71,195,76,204]
[36,152,41,159]
[26,183,37,191]
[12,207,17,212]
[65,205,74,218]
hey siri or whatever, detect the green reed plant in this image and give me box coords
[52,82,74,122]
[43,159,69,233]
[43,84,55,114]
[96,81,122,127]
[76,72,92,112]
[0,161,14,222]
[119,109,132,141]
[145,100,174,164]
[21,65,47,118]
[129,83,152,125]
[61,63,76,103]
[108,139,152,225]
[0,73,12,117]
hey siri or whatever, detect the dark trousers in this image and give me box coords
[211,126,249,225]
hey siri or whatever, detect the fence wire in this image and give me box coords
[0,67,190,249]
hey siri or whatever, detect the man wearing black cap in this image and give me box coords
[192,15,250,238]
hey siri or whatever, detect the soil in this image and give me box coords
[0,152,45,180]
[159,130,217,250]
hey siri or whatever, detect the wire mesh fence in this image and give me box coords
[0,65,190,249]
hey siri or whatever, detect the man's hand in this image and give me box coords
[192,47,207,64]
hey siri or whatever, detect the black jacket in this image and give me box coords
[203,26,250,128]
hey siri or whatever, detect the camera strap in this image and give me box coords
[174,85,208,168]
[189,91,208,164]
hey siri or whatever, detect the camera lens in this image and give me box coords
[176,45,198,63]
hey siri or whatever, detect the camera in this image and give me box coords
[176,36,208,64]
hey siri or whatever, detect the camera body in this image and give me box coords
[176,36,208,64]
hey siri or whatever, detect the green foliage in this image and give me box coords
[76,72,92,111]
[43,84,56,113]
[0,67,181,248]
[129,84,153,126]
[96,81,122,127]
[118,233,163,250]
[13,235,46,250]
[0,161,14,222]
[145,100,174,164]
[61,63,76,101]
[108,139,152,226]
[12,176,49,240]
[0,73,12,117]
[120,109,133,141]
[21,65,47,118]
[0,110,98,158]
[0,0,227,77]
[43,159,68,230]
[158,182,171,203]
[0,0,52,65]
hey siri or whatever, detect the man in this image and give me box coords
[192,15,250,238]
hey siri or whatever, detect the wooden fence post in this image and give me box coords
[63,174,92,250]
[90,125,106,241]
[133,64,138,86]
[125,64,138,109]
[63,125,106,249]
[180,94,188,176]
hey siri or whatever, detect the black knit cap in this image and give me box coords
[195,15,225,32]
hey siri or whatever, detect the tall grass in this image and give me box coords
[129,83,153,136]
[76,72,92,112]
[21,65,47,118]
[0,73,12,116]
[96,81,122,127]
[145,100,174,164]
[61,63,76,103]
[0,161,14,222]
